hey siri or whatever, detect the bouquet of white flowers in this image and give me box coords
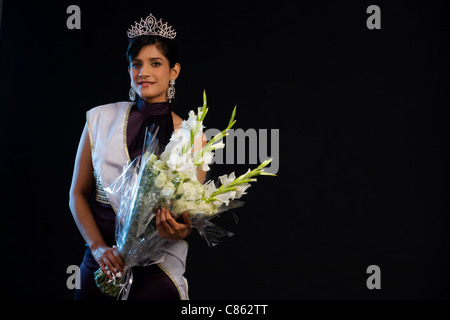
[94,91,275,297]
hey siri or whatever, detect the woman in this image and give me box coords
[69,13,206,300]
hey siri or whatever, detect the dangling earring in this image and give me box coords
[167,79,175,103]
[129,87,136,102]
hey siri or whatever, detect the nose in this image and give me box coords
[139,64,150,78]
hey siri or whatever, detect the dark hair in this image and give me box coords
[126,35,179,68]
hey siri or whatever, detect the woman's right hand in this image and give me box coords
[91,245,125,279]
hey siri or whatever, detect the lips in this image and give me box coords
[138,81,154,87]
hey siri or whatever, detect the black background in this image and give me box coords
[0,0,449,300]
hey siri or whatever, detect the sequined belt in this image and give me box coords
[94,171,110,205]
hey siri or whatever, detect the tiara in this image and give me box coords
[127,13,176,39]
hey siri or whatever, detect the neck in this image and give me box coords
[140,97,168,104]
[136,97,171,117]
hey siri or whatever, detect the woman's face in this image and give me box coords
[128,44,180,103]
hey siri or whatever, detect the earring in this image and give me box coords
[129,87,136,102]
[167,80,175,103]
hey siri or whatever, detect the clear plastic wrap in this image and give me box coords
[94,128,168,298]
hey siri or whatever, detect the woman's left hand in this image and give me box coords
[156,208,192,240]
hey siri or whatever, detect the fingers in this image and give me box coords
[99,247,124,279]
[156,208,191,239]
[157,208,176,237]
[108,246,125,272]
[155,208,167,238]
[182,211,192,227]
[162,208,179,232]
[100,257,114,279]
[112,245,126,270]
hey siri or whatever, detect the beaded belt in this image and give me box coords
[94,171,110,205]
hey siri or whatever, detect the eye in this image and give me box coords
[132,62,141,69]
[151,61,162,67]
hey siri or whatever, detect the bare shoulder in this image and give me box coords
[171,111,184,132]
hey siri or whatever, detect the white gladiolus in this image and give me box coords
[213,190,236,206]
[200,151,214,171]
[219,172,236,186]
[203,180,218,197]
[181,112,203,136]
[211,141,225,150]
[234,183,251,198]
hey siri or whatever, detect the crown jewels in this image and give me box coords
[127,13,176,39]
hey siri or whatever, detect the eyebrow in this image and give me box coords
[131,57,163,62]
